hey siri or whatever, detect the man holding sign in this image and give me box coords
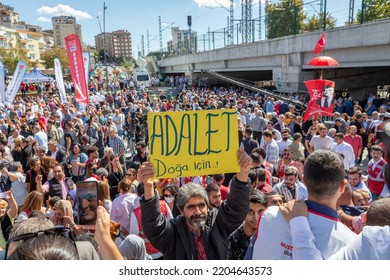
[148,109,240,179]
[138,149,252,260]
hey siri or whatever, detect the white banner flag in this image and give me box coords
[82,51,90,89]
[5,60,27,106]
[0,62,5,103]
[54,58,68,104]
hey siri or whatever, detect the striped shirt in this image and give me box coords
[108,136,126,155]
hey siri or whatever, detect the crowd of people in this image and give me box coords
[0,80,389,260]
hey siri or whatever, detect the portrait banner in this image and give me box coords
[304,79,335,122]
[148,109,240,179]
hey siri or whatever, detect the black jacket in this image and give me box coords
[140,176,250,260]
[47,149,66,165]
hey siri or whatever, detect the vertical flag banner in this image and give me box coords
[0,62,5,103]
[82,51,90,88]
[5,60,27,106]
[54,58,68,104]
[65,34,88,106]
[314,32,326,54]
[303,79,335,122]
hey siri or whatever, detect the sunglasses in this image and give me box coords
[125,173,134,177]
[163,194,173,198]
[4,227,77,260]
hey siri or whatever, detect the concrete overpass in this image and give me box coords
[157,19,390,99]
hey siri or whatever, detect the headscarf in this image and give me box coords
[118,234,152,260]
[67,190,78,212]
[67,190,78,224]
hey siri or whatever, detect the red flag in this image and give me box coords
[303,79,335,122]
[65,34,89,106]
[314,33,326,54]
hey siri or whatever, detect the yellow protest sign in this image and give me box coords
[148,109,239,179]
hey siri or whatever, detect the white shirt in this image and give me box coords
[113,113,125,131]
[11,172,27,207]
[332,141,355,170]
[277,139,293,156]
[289,217,390,260]
[110,192,137,233]
[251,201,355,260]
[8,135,23,150]
[309,135,333,151]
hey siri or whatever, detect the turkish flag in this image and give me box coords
[314,33,326,54]
[303,79,335,122]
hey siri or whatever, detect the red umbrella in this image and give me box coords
[308,56,339,67]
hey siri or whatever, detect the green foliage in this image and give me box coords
[356,0,390,23]
[147,51,171,61]
[40,47,69,70]
[0,47,31,72]
[267,0,306,39]
[303,12,337,32]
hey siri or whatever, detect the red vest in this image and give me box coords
[367,158,387,195]
[133,201,169,255]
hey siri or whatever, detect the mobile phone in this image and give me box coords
[0,192,9,199]
[76,181,98,228]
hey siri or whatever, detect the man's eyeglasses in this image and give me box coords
[4,227,77,260]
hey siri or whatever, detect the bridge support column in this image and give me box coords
[273,65,302,94]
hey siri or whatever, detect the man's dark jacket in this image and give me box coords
[140,176,250,260]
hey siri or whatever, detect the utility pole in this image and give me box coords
[293,5,298,35]
[265,0,270,39]
[360,0,365,24]
[348,0,355,25]
[241,0,253,44]
[141,35,145,57]
[187,16,192,54]
[146,30,150,55]
[103,2,108,92]
[230,0,234,45]
[258,0,262,40]
[158,16,163,51]
[323,0,327,30]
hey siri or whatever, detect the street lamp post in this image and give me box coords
[323,0,327,30]
[103,2,109,92]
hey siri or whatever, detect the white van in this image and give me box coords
[133,68,151,89]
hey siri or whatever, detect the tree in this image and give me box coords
[303,12,337,32]
[267,0,306,39]
[356,0,390,23]
[0,46,31,72]
[146,51,171,61]
[40,47,69,70]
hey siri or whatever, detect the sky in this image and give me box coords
[10,0,353,57]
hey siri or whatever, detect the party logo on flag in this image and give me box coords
[303,79,335,122]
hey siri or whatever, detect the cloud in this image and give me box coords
[37,16,51,22]
[194,0,231,9]
[36,4,93,20]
